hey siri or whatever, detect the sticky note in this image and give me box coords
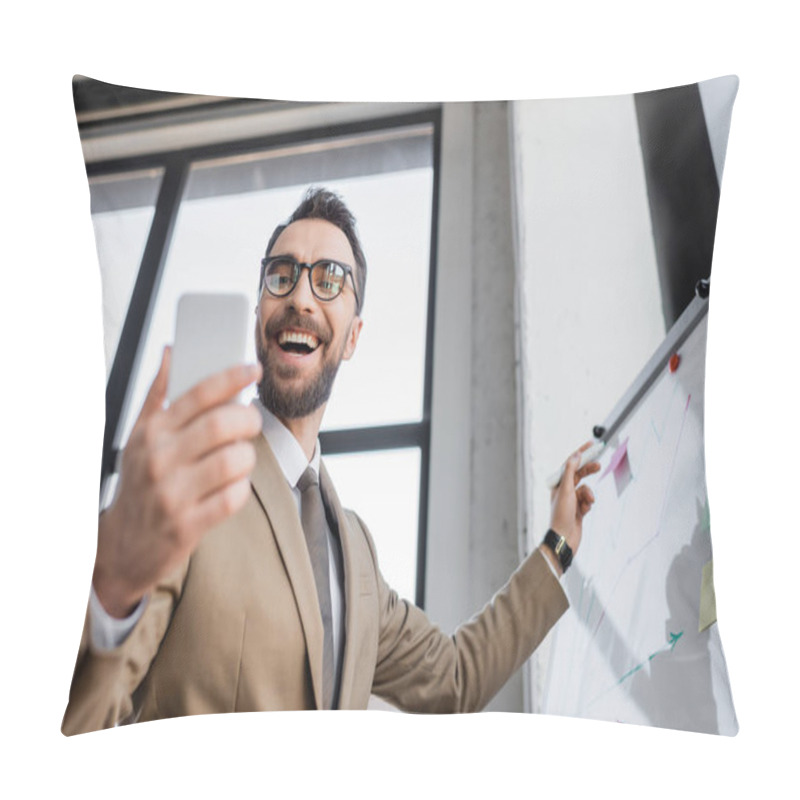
[699,560,717,632]
[601,438,629,480]
[601,438,632,495]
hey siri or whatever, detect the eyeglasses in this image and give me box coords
[260,256,360,309]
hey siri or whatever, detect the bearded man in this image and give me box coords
[63,188,598,734]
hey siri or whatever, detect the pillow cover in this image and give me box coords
[63,75,737,736]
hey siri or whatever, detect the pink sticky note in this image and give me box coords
[601,438,633,495]
[601,438,629,480]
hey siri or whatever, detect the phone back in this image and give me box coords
[167,293,250,403]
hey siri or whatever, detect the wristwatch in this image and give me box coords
[543,529,573,573]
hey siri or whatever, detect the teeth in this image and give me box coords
[278,330,319,350]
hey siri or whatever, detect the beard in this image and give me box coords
[256,314,345,419]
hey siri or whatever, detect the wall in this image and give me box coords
[698,76,738,187]
[425,101,524,712]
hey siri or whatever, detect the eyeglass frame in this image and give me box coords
[259,255,361,311]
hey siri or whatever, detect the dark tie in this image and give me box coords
[297,466,335,710]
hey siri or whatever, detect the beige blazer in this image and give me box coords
[62,434,568,735]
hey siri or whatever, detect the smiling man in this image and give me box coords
[62,188,599,734]
[255,206,364,452]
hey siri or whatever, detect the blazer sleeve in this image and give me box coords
[61,561,188,736]
[353,513,570,713]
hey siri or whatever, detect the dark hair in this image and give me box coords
[261,187,367,315]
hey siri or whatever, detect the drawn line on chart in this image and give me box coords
[584,631,684,713]
[650,418,661,444]
[634,378,686,513]
[649,379,682,445]
[589,394,692,640]
[647,393,692,546]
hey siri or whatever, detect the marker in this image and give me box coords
[546,441,606,490]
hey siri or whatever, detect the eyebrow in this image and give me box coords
[267,254,353,267]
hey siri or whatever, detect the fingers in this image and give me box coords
[576,484,596,518]
[181,477,254,538]
[576,483,595,504]
[167,362,262,430]
[570,441,602,485]
[575,460,601,483]
[136,346,171,425]
[559,451,582,493]
[173,402,263,464]
[179,440,258,503]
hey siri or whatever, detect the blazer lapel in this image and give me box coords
[319,461,363,710]
[249,434,325,710]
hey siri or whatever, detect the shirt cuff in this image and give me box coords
[88,584,147,651]
[539,546,564,581]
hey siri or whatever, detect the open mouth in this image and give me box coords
[277,329,321,356]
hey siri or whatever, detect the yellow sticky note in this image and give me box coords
[699,560,717,633]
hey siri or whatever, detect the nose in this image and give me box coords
[287,265,318,312]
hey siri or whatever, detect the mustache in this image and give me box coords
[263,310,330,344]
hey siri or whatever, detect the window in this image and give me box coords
[89,168,163,374]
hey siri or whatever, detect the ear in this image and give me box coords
[341,315,363,361]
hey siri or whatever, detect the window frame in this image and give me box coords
[90,107,443,609]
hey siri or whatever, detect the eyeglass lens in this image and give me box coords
[264,259,347,301]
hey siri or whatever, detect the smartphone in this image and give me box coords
[167,292,250,403]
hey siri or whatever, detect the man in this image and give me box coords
[62,188,599,734]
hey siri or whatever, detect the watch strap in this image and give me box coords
[543,529,573,572]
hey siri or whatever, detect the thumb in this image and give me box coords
[561,452,581,487]
[139,346,171,420]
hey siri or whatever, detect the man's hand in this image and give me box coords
[540,441,601,575]
[92,347,263,618]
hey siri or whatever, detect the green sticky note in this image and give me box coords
[699,560,717,633]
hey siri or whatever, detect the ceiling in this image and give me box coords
[72,75,271,133]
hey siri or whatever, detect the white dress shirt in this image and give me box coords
[89,399,347,703]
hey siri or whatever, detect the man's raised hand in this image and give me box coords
[92,348,263,618]
[542,441,601,574]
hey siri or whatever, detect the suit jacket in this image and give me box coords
[62,434,568,734]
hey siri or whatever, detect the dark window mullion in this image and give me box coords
[414,436,431,608]
[100,155,190,490]
[319,422,426,455]
[415,109,442,609]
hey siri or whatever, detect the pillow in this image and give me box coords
[63,75,737,736]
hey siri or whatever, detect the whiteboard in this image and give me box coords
[540,300,738,735]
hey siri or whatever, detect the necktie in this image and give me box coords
[297,466,335,710]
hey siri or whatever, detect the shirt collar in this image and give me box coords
[252,397,320,488]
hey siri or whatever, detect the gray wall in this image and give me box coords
[426,101,524,712]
